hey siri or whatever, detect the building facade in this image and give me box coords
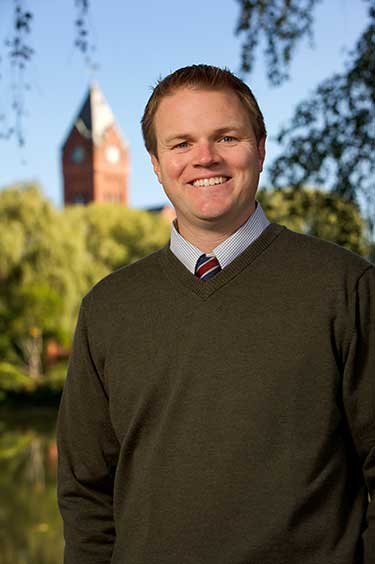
[61,84,129,206]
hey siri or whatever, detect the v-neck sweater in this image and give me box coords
[57,223,375,564]
[169,201,270,272]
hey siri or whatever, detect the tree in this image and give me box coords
[236,0,375,237]
[257,186,371,257]
[236,0,321,86]
[66,203,170,274]
[0,184,170,370]
[0,184,96,372]
[0,0,93,146]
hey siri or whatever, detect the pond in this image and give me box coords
[0,408,64,564]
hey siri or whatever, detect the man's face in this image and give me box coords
[150,87,265,238]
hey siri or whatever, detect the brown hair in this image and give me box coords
[141,64,266,157]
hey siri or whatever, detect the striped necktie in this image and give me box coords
[195,254,221,281]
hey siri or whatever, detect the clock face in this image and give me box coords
[71,146,85,164]
[105,145,120,164]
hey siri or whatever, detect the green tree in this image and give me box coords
[0,184,170,371]
[236,0,375,237]
[258,186,371,257]
[76,203,171,272]
[0,184,96,370]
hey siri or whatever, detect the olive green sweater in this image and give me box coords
[57,224,375,564]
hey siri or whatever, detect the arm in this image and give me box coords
[57,297,120,564]
[343,266,375,561]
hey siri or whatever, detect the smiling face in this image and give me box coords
[150,87,265,243]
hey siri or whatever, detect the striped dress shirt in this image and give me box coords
[170,202,270,274]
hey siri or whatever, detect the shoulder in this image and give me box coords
[277,227,372,277]
[82,246,168,314]
[267,226,374,301]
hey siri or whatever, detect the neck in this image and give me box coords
[179,226,229,253]
[177,209,255,253]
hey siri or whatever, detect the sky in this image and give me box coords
[0,0,369,210]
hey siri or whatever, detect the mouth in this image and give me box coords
[190,176,231,187]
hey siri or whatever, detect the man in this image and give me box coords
[57,64,374,563]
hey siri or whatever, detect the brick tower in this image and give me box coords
[61,84,129,205]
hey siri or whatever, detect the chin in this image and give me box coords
[194,202,232,219]
[194,208,228,221]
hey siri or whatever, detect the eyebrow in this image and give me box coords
[163,126,243,145]
[164,134,191,145]
[212,126,243,136]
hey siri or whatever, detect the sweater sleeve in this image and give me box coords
[57,298,120,564]
[342,266,375,562]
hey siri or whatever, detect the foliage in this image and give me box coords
[0,0,33,145]
[257,186,371,257]
[0,0,93,146]
[0,362,33,403]
[236,0,321,85]
[0,184,96,370]
[0,363,32,389]
[74,0,96,67]
[269,3,375,233]
[41,362,68,392]
[0,183,170,378]
[237,0,375,237]
[66,202,170,273]
[0,356,67,405]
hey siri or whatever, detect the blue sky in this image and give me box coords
[0,0,369,209]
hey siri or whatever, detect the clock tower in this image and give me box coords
[61,84,129,206]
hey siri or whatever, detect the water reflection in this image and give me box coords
[0,408,64,564]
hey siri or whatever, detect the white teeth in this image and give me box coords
[192,176,228,187]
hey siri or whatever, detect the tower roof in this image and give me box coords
[63,83,123,147]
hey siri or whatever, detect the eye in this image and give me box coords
[221,136,236,143]
[173,141,189,149]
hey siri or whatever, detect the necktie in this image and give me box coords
[195,254,221,281]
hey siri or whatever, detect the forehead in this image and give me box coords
[154,87,251,133]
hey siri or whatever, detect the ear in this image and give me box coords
[150,153,162,184]
[257,137,266,173]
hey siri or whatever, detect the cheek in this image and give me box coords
[237,152,262,175]
[161,158,186,182]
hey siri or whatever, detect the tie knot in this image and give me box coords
[195,254,221,281]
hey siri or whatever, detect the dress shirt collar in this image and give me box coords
[169,202,270,274]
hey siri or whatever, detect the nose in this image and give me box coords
[192,141,220,167]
